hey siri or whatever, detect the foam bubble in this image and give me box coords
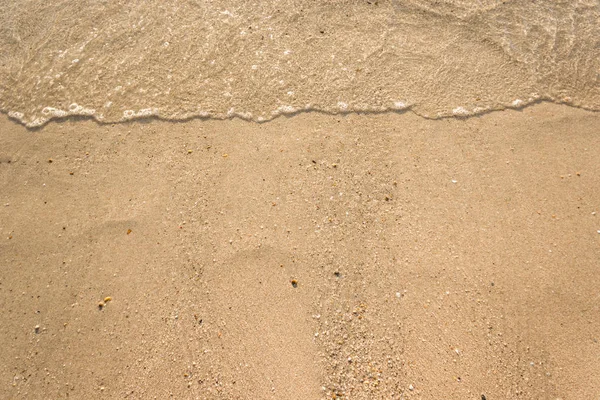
[8,111,24,121]
[36,104,95,121]
[79,107,96,116]
[273,105,297,115]
[236,111,252,120]
[452,106,470,116]
[42,107,67,117]
[30,117,49,127]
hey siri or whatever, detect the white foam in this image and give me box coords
[5,94,550,128]
[452,106,470,116]
[236,111,253,120]
[34,103,96,123]
[30,117,49,127]
[42,107,68,118]
[136,108,156,117]
[273,105,297,115]
[8,111,24,121]
[123,108,158,119]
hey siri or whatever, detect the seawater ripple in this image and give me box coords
[1,0,598,127]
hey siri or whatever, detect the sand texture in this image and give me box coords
[1,103,599,399]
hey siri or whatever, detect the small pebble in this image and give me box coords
[409,384,414,391]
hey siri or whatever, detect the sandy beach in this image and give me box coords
[1,103,599,399]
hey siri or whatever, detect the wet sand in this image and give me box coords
[1,103,599,399]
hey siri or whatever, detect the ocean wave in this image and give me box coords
[1,0,598,128]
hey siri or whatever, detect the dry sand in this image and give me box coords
[1,103,599,399]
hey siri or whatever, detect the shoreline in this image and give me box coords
[2,98,599,130]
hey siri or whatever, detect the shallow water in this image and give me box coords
[1,0,598,127]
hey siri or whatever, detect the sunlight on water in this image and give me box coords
[0,0,598,127]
